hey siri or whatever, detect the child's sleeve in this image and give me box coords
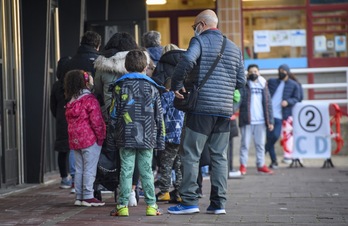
[88,97,106,146]
[233,89,241,113]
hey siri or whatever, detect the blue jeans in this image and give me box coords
[74,142,101,200]
[69,150,75,182]
[265,118,282,163]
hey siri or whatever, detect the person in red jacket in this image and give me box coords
[64,70,106,207]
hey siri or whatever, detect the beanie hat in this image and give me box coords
[278,64,290,74]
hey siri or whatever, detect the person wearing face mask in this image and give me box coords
[237,64,274,175]
[280,72,304,164]
[168,9,246,215]
[265,64,301,169]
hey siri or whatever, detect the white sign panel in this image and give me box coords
[254,30,270,53]
[293,103,331,159]
[290,30,306,47]
[314,35,327,52]
[335,35,346,52]
[269,30,291,46]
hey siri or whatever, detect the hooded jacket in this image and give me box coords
[93,51,129,120]
[106,72,165,151]
[238,76,274,127]
[65,90,106,150]
[152,49,185,87]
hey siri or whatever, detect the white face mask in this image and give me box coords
[194,24,202,37]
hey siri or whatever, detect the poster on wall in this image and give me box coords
[254,30,270,53]
[290,30,306,47]
[269,30,291,46]
[335,35,346,52]
[314,35,327,52]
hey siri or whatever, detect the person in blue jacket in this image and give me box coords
[168,9,246,215]
[266,64,301,169]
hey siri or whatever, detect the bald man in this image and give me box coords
[168,9,246,215]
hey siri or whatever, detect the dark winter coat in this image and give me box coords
[238,76,274,128]
[146,46,163,66]
[50,56,71,152]
[152,49,185,87]
[268,78,301,120]
[171,29,246,118]
[65,44,99,77]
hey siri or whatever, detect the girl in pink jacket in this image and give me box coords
[64,70,106,207]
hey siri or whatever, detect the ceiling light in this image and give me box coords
[146,0,167,5]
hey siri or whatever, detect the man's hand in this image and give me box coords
[174,87,187,99]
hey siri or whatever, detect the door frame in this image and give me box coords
[149,9,216,46]
[0,0,24,187]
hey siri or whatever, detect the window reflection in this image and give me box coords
[243,10,306,60]
[311,10,348,58]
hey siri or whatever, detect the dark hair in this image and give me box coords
[81,31,101,49]
[101,32,138,58]
[247,64,259,71]
[64,70,87,99]
[288,73,299,83]
[125,50,147,73]
[142,31,161,47]
[104,32,138,51]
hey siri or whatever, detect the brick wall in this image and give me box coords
[217,0,242,48]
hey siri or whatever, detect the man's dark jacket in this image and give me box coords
[65,44,99,77]
[268,78,300,120]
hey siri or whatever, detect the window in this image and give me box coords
[311,10,348,58]
[243,10,306,60]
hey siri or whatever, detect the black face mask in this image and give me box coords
[278,72,287,80]
[248,73,258,81]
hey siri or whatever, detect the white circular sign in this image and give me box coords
[298,105,322,133]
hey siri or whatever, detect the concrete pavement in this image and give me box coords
[0,151,347,226]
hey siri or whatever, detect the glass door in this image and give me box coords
[178,16,195,49]
[149,17,171,46]
[0,0,22,186]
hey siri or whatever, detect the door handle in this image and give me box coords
[5,100,16,115]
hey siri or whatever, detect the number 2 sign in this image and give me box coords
[298,105,322,133]
[293,103,331,159]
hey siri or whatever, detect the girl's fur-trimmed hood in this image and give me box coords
[94,50,151,74]
[94,51,128,74]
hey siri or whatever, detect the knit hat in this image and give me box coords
[278,64,290,74]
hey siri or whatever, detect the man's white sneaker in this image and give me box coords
[228,170,243,179]
[282,158,293,164]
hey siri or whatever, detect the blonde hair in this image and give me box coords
[162,44,179,55]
